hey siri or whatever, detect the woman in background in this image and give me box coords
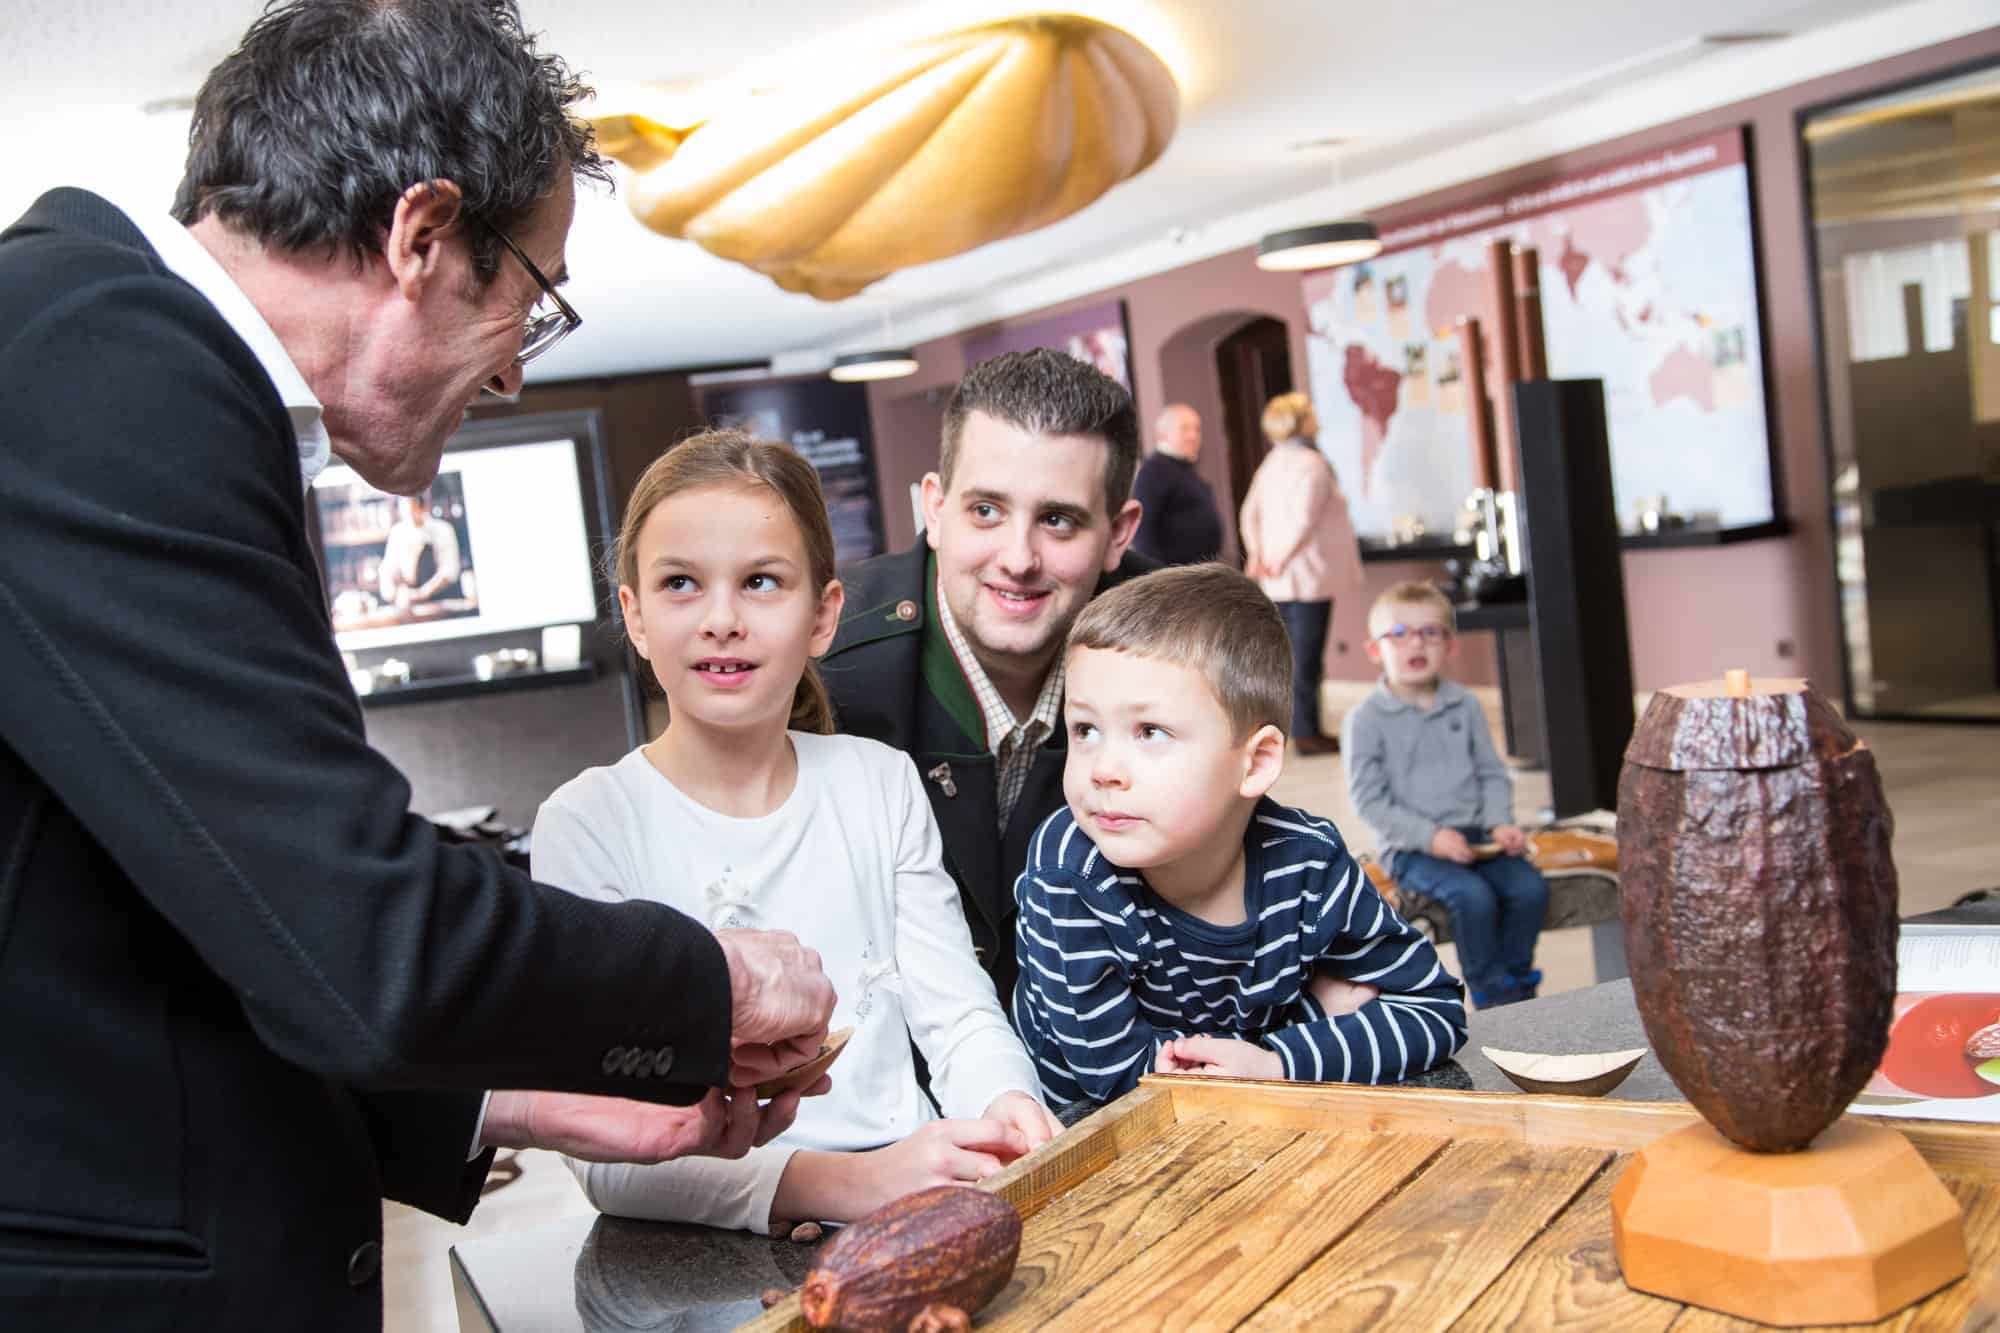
[1238,391,1364,756]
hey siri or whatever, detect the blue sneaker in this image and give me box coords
[1470,978,1528,1008]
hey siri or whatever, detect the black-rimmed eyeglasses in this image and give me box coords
[487,224,580,365]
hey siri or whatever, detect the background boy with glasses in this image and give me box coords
[1340,580,1549,1008]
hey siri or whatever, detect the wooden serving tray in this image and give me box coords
[741,1077,1999,1331]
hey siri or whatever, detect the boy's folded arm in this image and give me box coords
[1043,979,1175,1102]
[1268,852,1469,1083]
[1016,872,1170,1103]
[1260,978,1468,1083]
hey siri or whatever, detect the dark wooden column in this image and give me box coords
[1513,378,1635,816]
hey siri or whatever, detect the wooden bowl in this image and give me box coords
[754,1026,854,1099]
[1480,1046,1647,1097]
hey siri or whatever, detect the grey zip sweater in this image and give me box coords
[1340,679,1515,858]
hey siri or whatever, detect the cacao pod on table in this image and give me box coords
[800,1185,1020,1331]
[1616,676,1898,1152]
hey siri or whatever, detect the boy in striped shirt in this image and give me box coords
[1011,564,1468,1109]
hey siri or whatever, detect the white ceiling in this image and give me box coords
[1,0,1977,383]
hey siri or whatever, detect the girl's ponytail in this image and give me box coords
[791,662,835,735]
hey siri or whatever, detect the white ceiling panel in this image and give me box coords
[0,0,1953,380]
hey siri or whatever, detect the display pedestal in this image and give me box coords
[1611,1119,1967,1327]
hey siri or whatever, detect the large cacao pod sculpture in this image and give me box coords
[1616,675,1898,1152]
[800,1185,1021,1331]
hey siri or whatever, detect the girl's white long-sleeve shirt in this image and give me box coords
[530,731,1041,1233]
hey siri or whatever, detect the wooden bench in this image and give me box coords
[1362,824,1628,983]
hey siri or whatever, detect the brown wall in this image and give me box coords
[867,26,2000,698]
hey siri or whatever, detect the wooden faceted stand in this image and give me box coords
[1612,1119,1967,1326]
[1610,669,1968,1326]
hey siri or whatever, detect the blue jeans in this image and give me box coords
[1274,599,1332,740]
[1390,830,1549,1002]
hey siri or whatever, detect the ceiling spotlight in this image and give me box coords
[1255,221,1382,272]
[829,349,919,382]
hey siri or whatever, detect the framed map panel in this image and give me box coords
[1302,128,1774,541]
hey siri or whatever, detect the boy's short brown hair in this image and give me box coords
[1066,563,1291,739]
[1368,580,1456,637]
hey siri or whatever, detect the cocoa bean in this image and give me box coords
[908,1304,971,1333]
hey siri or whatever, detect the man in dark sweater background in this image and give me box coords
[1130,403,1225,565]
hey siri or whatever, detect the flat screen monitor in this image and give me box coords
[309,414,609,656]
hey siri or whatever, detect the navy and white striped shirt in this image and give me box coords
[1010,797,1468,1109]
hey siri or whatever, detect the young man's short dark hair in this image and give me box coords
[939,349,1141,515]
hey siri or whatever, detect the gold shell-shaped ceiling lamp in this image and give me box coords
[591,14,1180,300]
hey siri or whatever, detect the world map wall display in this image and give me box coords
[1303,128,1774,542]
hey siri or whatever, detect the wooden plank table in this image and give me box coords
[740,1079,1999,1332]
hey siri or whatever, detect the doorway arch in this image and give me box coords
[1155,309,1297,562]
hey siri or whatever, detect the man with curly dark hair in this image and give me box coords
[0,3,835,1329]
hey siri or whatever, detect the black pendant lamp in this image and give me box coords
[1255,220,1382,271]
[829,349,919,382]
[1256,144,1382,272]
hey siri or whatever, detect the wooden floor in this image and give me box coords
[382,715,1999,1333]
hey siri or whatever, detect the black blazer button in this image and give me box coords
[601,1046,626,1075]
[347,1240,381,1287]
[654,1045,675,1078]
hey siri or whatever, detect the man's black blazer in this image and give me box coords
[0,190,734,1331]
[820,542,1153,1004]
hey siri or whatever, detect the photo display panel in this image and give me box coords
[313,437,599,652]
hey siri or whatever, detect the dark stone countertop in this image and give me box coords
[1463,978,1679,1100]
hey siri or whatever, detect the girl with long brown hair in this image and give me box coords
[532,429,1056,1235]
